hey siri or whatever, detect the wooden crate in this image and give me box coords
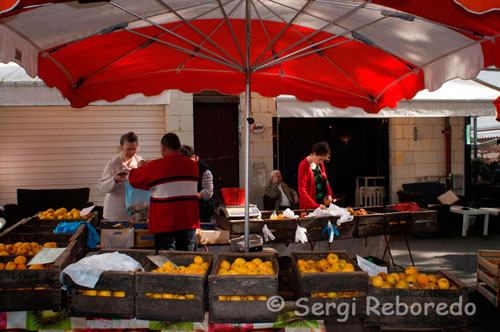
[476,250,500,307]
[290,251,368,321]
[410,208,438,235]
[352,210,385,237]
[0,240,81,311]
[208,252,279,323]
[5,216,90,252]
[66,249,152,318]
[364,269,468,329]
[135,251,213,321]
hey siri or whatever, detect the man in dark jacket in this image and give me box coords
[180,145,215,223]
[264,170,299,210]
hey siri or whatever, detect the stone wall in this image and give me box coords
[389,117,465,204]
[165,90,194,146]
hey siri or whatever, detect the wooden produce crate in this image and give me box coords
[66,249,152,318]
[0,240,81,311]
[364,269,468,329]
[290,251,368,320]
[371,206,411,234]
[134,229,154,248]
[477,250,500,307]
[409,208,438,235]
[352,209,385,237]
[4,215,90,253]
[208,252,279,323]
[135,251,213,321]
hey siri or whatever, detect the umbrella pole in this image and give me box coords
[244,0,251,252]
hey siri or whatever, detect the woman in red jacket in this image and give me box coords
[298,141,333,209]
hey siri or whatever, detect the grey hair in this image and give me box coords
[270,170,280,180]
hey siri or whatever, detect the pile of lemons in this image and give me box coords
[78,290,126,297]
[38,208,82,220]
[297,253,355,273]
[217,257,275,275]
[0,241,56,256]
[370,266,455,290]
[151,255,208,274]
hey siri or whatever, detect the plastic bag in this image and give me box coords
[262,224,275,242]
[295,225,308,243]
[283,208,298,219]
[306,204,354,226]
[62,251,143,288]
[101,228,134,249]
[125,180,150,215]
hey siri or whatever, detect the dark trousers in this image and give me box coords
[154,229,197,251]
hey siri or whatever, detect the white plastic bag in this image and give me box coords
[306,204,353,226]
[100,228,134,249]
[262,224,275,242]
[62,252,143,288]
[295,225,308,244]
[283,208,298,219]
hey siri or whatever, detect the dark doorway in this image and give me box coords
[194,98,239,204]
[276,118,389,207]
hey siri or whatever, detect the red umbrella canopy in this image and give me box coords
[1,0,499,111]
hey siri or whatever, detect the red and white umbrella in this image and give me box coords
[1,0,499,249]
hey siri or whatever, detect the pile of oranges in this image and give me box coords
[151,255,208,275]
[146,293,195,300]
[38,207,83,220]
[370,266,455,290]
[0,241,56,256]
[218,295,269,301]
[297,253,355,273]
[217,257,275,275]
[0,255,49,271]
[311,291,360,298]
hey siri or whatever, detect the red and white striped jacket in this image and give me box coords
[128,153,199,233]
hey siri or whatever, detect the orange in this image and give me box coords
[417,274,429,286]
[16,264,27,270]
[185,294,195,299]
[234,257,246,266]
[256,296,268,300]
[229,296,242,301]
[0,251,8,256]
[193,256,204,265]
[389,273,400,282]
[395,280,409,289]
[220,260,231,271]
[0,263,4,270]
[252,258,263,265]
[341,263,355,272]
[405,266,419,275]
[83,290,97,296]
[43,242,57,248]
[371,276,384,288]
[29,264,44,270]
[428,274,438,284]
[113,291,126,297]
[406,274,417,285]
[14,256,27,265]
[0,243,5,251]
[385,274,397,285]
[437,278,450,290]
[5,262,16,270]
[97,290,112,297]
[6,244,17,255]
[16,247,28,255]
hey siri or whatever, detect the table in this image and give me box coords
[450,205,489,237]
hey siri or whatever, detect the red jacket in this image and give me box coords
[298,156,332,209]
[128,153,199,233]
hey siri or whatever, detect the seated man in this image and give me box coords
[264,170,299,210]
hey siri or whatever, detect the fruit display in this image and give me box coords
[347,207,368,216]
[0,241,56,256]
[38,208,85,220]
[150,255,208,274]
[217,257,276,275]
[296,253,355,273]
[370,266,456,290]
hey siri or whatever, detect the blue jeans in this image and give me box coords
[154,229,196,251]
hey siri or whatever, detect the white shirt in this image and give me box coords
[279,184,291,207]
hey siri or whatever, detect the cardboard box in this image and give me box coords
[134,229,154,248]
[100,228,134,249]
[196,229,230,245]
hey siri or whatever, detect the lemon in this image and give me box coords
[113,291,126,297]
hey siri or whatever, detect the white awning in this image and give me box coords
[277,78,498,118]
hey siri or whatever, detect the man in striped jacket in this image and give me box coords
[129,133,199,251]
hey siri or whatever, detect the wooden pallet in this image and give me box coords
[135,250,213,322]
[364,269,468,329]
[208,252,279,323]
[476,250,500,307]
